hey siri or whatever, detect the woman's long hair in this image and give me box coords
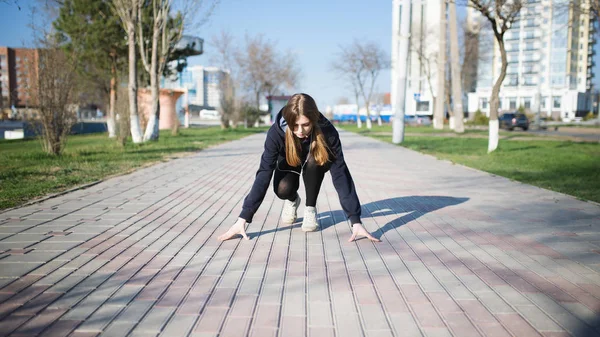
[283,93,330,167]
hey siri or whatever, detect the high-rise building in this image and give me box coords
[162,65,229,111]
[467,0,596,121]
[392,0,444,117]
[0,47,39,110]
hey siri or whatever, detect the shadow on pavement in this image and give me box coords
[249,196,469,240]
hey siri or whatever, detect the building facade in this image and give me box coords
[467,0,596,121]
[161,65,229,112]
[392,0,444,117]
[0,47,39,111]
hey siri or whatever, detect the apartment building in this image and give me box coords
[467,0,596,120]
[0,47,39,110]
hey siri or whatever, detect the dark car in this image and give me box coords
[499,112,529,131]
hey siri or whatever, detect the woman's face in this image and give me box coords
[293,115,312,139]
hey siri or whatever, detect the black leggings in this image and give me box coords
[273,156,330,207]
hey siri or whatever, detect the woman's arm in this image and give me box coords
[328,128,362,224]
[238,132,279,223]
[328,128,380,243]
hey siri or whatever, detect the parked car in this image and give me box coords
[499,112,529,131]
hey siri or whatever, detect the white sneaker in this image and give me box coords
[302,206,319,232]
[281,194,301,223]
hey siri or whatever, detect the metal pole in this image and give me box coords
[393,0,412,144]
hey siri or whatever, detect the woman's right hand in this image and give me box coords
[218,217,249,241]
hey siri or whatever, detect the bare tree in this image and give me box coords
[435,0,447,130]
[411,26,439,122]
[468,0,523,153]
[137,0,218,141]
[449,0,465,133]
[112,0,143,143]
[331,40,390,129]
[28,47,80,155]
[235,34,300,127]
[211,30,238,129]
[461,17,480,95]
[336,97,350,105]
[331,49,363,128]
[1,0,20,9]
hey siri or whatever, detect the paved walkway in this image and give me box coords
[1,130,599,337]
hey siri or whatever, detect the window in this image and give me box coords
[480,98,489,110]
[553,96,561,108]
[416,101,429,111]
[509,97,517,110]
[523,97,532,109]
[524,76,536,85]
[541,96,547,108]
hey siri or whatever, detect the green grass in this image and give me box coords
[339,124,600,203]
[0,127,267,210]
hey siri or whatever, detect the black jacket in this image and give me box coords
[239,109,361,225]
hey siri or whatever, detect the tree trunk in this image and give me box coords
[107,57,117,138]
[434,0,446,130]
[127,22,143,144]
[143,26,161,142]
[448,0,464,133]
[354,92,362,128]
[365,106,372,129]
[488,34,508,153]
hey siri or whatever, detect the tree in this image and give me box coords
[1,0,20,9]
[28,42,80,155]
[331,40,389,129]
[448,0,465,133]
[461,17,480,95]
[435,0,447,130]
[112,0,143,143]
[53,0,127,139]
[468,0,523,152]
[235,34,299,127]
[210,30,238,129]
[411,25,439,123]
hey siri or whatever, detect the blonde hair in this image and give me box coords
[283,93,330,167]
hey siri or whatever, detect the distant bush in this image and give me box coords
[469,110,489,125]
[583,111,596,121]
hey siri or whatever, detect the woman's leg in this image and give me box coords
[302,157,329,207]
[273,161,300,201]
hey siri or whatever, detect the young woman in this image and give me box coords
[218,93,380,243]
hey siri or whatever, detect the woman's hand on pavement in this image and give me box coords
[218,218,249,241]
[348,223,381,242]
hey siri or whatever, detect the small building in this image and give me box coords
[267,95,292,124]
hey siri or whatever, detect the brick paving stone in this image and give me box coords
[1,130,599,337]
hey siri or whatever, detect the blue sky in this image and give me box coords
[0,0,393,109]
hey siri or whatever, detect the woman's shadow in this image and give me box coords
[249,196,469,240]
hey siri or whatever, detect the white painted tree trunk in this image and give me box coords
[357,117,362,128]
[434,0,446,130]
[377,116,382,126]
[107,64,117,138]
[127,22,142,144]
[448,0,465,133]
[143,27,161,142]
[107,118,116,138]
[366,118,372,129]
[488,119,499,153]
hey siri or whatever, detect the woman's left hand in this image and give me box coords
[348,223,381,242]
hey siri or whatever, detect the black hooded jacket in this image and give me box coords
[239,109,361,225]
